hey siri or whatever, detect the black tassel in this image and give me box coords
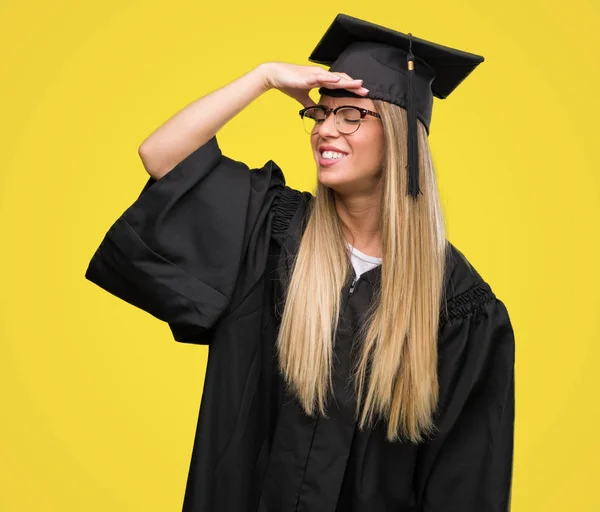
[406,33,421,200]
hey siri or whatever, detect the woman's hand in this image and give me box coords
[259,62,369,107]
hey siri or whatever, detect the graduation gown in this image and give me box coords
[85,136,515,512]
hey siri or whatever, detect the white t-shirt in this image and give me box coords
[346,241,382,280]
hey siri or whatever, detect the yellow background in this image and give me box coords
[1,0,599,510]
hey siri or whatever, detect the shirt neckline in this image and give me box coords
[346,241,382,264]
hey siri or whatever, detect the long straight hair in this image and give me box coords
[276,100,449,443]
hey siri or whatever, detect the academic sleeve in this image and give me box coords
[415,282,516,512]
[84,135,302,344]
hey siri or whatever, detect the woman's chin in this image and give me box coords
[317,172,338,186]
[317,173,350,191]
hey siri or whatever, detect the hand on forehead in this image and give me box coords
[317,94,377,110]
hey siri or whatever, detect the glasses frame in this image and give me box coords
[298,105,382,135]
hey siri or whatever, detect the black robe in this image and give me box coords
[85,136,515,512]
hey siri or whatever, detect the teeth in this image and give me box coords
[322,150,346,160]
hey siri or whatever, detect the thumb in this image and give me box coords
[295,91,316,108]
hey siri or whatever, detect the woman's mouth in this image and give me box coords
[318,150,348,167]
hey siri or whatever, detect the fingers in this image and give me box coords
[305,68,369,95]
[301,96,317,108]
[287,86,317,108]
[332,72,353,80]
[318,71,368,94]
[315,73,341,82]
[319,72,360,84]
[315,76,368,95]
[315,71,359,84]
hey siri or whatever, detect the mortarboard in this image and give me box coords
[308,13,485,199]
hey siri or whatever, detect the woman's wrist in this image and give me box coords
[255,62,275,93]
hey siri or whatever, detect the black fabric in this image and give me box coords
[85,136,304,344]
[259,230,515,512]
[85,137,515,511]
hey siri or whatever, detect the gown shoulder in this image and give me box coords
[414,240,516,510]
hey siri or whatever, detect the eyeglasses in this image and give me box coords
[298,105,381,135]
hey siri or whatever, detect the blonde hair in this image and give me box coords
[276,100,449,443]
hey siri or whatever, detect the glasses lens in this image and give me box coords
[336,107,361,134]
[302,107,326,134]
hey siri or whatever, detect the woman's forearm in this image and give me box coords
[138,63,272,179]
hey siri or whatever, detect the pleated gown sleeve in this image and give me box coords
[415,282,516,512]
[84,135,296,345]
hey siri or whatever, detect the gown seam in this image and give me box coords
[444,281,496,321]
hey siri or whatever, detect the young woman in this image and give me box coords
[86,14,515,512]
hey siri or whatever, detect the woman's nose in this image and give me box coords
[317,112,340,137]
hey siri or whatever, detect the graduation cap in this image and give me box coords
[308,13,485,199]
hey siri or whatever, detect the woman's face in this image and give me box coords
[310,95,385,196]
